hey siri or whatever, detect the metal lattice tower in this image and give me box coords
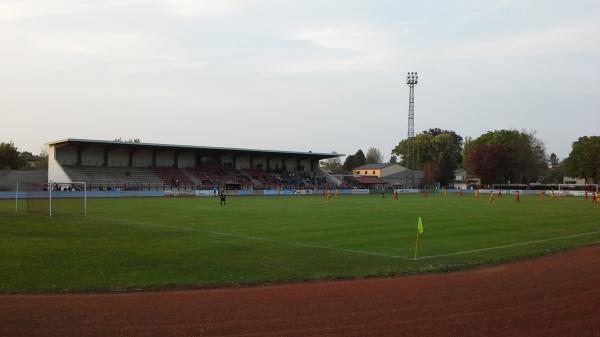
[406,72,418,138]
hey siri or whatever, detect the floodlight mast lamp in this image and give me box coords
[406,72,418,169]
[406,72,418,138]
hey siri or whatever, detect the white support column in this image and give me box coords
[49,183,52,218]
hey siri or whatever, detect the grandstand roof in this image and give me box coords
[47,139,342,159]
[47,138,344,159]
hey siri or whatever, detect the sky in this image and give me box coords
[1,0,599,160]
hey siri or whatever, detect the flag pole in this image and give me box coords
[413,230,420,260]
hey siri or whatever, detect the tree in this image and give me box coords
[114,138,142,143]
[422,162,435,187]
[389,155,397,164]
[391,129,463,186]
[525,130,548,183]
[0,142,24,169]
[564,136,600,183]
[466,143,510,185]
[424,128,464,165]
[391,133,434,169]
[466,129,547,184]
[542,153,564,184]
[434,151,455,186]
[342,149,367,170]
[548,153,560,169]
[365,147,383,164]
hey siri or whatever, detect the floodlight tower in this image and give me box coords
[406,72,418,138]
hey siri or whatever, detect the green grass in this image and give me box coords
[0,194,599,292]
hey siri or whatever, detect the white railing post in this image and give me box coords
[15,181,19,212]
[84,182,87,216]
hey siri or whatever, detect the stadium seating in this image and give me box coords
[62,166,166,190]
[59,164,336,191]
[187,164,253,189]
[243,169,282,188]
[152,167,194,188]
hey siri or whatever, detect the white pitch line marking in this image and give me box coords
[99,217,600,262]
[417,229,600,260]
[102,217,408,260]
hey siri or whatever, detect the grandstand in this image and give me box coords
[47,139,342,191]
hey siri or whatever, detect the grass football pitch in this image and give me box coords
[0,194,599,292]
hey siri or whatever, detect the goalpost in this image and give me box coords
[557,183,599,196]
[16,181,87,218]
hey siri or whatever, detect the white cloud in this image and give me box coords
[0,29,207,75]
[295,26,394,52]
[0,0,114,21]
[444,24,600,60]
[0,1,59,21]
[160,0,254,19]
[271,26,407,75]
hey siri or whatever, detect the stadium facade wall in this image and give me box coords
[81,146,105,166]
[235,155,251,170]
[132,149,153,167]
[107,148,130,167]
[155,150,175,167]
[178,152,195,168]
[55,145,77,165]
[48,146,72,183]
[0,170,48,191]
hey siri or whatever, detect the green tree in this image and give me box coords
[564,136,600,183]
[424,128,464,164]
[0,142,25,169]
[392,133,433,169]
[391,130,462,186]
[548,153,560,169]
[343,149,367,170]
[365,147,383,164]
[542,153,564,184]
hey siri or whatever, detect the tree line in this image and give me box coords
[322,130,600,186]
[321,147,384,171]
[3,134,599,185]
[0,142,47,170]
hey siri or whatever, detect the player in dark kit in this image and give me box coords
[220,191,227,206]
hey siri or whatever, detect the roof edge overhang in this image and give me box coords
[47,138,343,159]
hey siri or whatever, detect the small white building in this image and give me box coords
[563,176,586,185]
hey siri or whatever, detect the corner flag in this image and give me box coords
[414,217,424,260]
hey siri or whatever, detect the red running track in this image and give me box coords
[1,245,600,337]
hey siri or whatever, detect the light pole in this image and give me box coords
[406,72,418,139]
[406,72,418,170]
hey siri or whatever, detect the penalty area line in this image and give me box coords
[101,217,409,260]
[417,229,600,261]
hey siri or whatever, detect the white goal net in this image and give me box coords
[16,181,87,218]
[557,184,599,196]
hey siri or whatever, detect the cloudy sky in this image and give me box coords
[1,0,599,160]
